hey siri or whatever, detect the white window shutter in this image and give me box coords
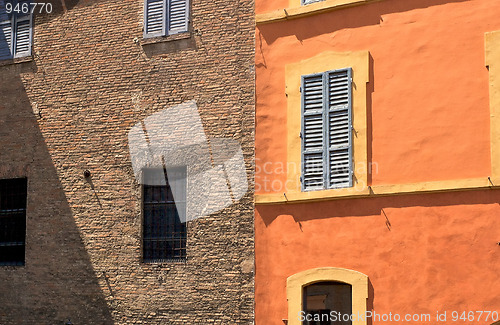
[301,74,325,191]
[167,0,188,35]
[0,22,12,59]
[327,68,352,188]
[301,68,353,191]
[144,0,165,37]
[13,16,30,57]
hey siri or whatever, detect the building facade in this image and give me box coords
[255,0,500,324]
[0,0,254,323]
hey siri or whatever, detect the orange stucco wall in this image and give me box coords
[255,191,500,324]
[255,0,500,324]
[255,0,500,192]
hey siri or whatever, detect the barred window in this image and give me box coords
[0,178,27,266]
[143,167,186,262]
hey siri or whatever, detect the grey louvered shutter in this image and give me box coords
[13,15,31,57]
[301,73,325,191]
[327,68,352,188]
[167,0,188,35]
[144,0,165,37]
[0,0,12,59]
[0,22,12,59]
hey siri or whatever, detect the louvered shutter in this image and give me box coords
[13,15,30,57]
[327,68,352,188]
[167,0,188,35]
[0,0,12,59]
[144,0,165,37]
[301,68,353,191]
[0,21,12,59]
[301,74,325,191]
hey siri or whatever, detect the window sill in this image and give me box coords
[255,177,496,204]
[256,0,382,24]
[140,31,191,46]
[0,55,33,67]
[140,32,195,57]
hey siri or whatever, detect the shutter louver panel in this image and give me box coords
[145,0,164,36]
[303,153,324,190]
[329,110,349,148]
[327,68,352,188]
[303,75,323,113]
[167,0,188,34]
[328,70,349,109]
[0,22,12,59]
[14,17,30,56]
[330,148,350,187]
[304,115,323,151]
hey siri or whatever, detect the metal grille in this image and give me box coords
[0,178,27,266]
[143,167,186,262]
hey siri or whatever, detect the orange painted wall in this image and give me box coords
[255,0,500,192]
[255,0,500,324]
[255,191,500,324]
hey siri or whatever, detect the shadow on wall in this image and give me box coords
[257,0,470,44]
[257,189,500,226]
[0,2,113,325]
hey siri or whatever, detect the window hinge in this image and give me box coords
[300,176,303,183]
[299,86,302,93]
[299,132,303,138]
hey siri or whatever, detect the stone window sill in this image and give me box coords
[140,31,191,46]
[0,55,33,67]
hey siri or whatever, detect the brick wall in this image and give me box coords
[0,0,255,323]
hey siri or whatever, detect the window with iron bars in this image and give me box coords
[0,178,27,266]
[142,167,186,262]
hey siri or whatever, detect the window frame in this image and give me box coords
[141,166,187,263]
[287,267,368,325]
[284,51,370,199]
[0,0,33,60]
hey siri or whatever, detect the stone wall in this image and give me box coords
[0,0,255,323]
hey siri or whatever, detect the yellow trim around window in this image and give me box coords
[256,0,382,25]
[485,30,500,185]
[287,267,368,325]
[285,50,370,197]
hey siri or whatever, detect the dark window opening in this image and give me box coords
[0,178,27,266]
[143,167,186,262]
[303,281,352,325]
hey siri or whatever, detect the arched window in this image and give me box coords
[287,267,368,325]
[303,281,352,325]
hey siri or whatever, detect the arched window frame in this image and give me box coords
[287,267,368,325]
